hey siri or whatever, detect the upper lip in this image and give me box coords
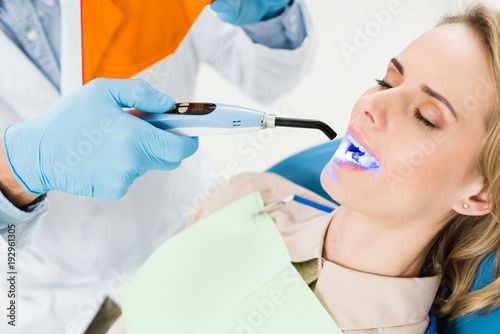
[347,125,378,161]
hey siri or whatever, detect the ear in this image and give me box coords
[453,181,492,216]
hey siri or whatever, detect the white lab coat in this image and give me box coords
[0,1,314,333]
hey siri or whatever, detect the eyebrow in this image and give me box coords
[390,58,404,76]
[390,57,458,121]
[421,85,458,121]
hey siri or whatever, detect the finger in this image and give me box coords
[144,128,199,170]
[99,78,176,113]
[210,0,241,13]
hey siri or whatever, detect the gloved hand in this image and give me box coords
[2,78,198,200]
[211,0,291,26]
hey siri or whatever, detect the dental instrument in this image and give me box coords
[252,194,337,217]
[132,103,337,139]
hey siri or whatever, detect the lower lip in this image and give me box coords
[334,161,367,172]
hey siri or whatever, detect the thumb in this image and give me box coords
[101,78,175,113]
[144,127,199,170]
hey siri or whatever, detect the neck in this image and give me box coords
[323,207,446,277]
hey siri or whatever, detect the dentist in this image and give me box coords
[0,0,314,333]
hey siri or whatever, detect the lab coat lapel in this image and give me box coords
[60,0,123,96]
[0,29,60,120]
[60,0,83,96]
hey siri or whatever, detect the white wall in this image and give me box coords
[193,0,499,174]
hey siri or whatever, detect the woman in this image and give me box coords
[109,3,500,333]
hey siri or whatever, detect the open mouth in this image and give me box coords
[333,132,380,170]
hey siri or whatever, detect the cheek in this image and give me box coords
[320,143,463,216]
[385,146,463,202]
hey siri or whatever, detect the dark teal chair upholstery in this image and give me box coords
[267,139,341,203]
[267,139,498,334]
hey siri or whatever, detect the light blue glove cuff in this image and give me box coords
[261,0,291,20]
[2,125,43,195]
[211,0,292,26]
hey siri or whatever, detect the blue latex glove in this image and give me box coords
[211,0,291,26]
[2,78,199,200]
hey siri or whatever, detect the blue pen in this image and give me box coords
[252,194,337,217]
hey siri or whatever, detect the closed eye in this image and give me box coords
[414,108,437,130]
[375,79,437,130]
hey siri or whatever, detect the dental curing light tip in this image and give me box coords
[274,117,337,140]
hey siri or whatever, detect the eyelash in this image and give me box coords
[375,78,392,89]
[413,108,437,129]
[374,78,437,130]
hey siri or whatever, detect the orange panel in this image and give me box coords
[81,0,212,84]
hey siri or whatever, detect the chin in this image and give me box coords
[320,158,382,211]
[320,159,341,200]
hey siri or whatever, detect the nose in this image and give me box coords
[358,93,387,131]
[364,110,375,124]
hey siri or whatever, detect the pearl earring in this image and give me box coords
[463,203,470,209]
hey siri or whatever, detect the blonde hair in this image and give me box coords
[422,3,500,320]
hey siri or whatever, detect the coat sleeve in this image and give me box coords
[0,193,49,250]
[189,0,316,105]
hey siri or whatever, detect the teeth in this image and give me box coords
[333,133,380,170]
[347,134,363,151]
[349,135,366,153]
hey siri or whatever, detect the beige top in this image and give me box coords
[188,172,440,334]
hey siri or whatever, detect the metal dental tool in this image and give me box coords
[252,194,337,217]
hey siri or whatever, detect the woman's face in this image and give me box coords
[321,23,496,224]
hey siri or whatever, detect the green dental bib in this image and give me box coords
[120,191,343,333]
